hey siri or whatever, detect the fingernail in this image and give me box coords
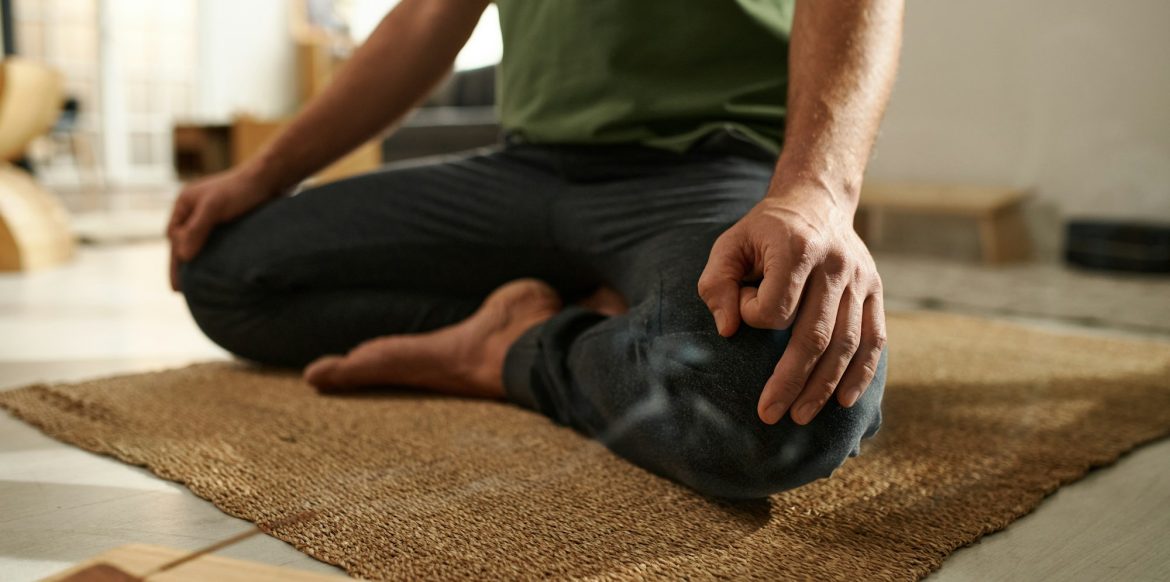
[841,387,863,408]
[796,402,819,425]
[762,401,783,424]
[712,308,725,334]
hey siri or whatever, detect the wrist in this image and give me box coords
[240,154,296,200]
[767,147,865,213]
[765,173,862,218]
[767,136,870,207]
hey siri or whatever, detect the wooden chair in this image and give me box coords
[856,182,1032,264]
[0,58,75,271]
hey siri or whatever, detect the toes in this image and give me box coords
[304,355,345,390]
[578,286,628,316]
[495,279,563,312]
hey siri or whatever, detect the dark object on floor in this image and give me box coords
[1065,219,1170,273]
[4,312,1170,581]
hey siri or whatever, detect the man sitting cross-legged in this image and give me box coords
[168,0,902,499]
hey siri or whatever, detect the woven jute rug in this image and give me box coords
[3,312,1170,581]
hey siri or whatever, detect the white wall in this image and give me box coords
[868,0,1170,239]
[196,0,296,121]
[349,0,501,71]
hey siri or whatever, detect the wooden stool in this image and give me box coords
[856,182,1032,264]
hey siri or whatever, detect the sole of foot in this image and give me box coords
[303,279,563,398]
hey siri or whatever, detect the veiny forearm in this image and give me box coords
[770,0,904,210]
[249,0,490,192]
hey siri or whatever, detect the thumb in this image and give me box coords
[697,232,747,337]
[169,247,182,292]
[176,199,219,261]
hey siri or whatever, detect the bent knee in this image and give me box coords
[179,256,289,365]
[667,403,882,499]
[623,336,886,499]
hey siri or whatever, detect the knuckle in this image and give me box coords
[794,247,817,269]
[711,230,741,254]
[788,234,811,255]
[762,312,788,329]
[836,329,862,353]
[823,249,850,273]
[816,379,837,399]
[778,378,805,402]
[696,277,720,300]
[868,332,888,351]
[744,311,777,330]
[775,302,797,324]
[860,361,880,382]
[802,326,834,353]
[804,374,836,398]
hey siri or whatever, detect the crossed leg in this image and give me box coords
[180,148,601,370]
[182,146,886,500]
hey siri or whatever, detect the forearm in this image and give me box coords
[249,0,490,192]
[769,0,904,210]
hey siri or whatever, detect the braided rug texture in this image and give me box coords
[3,312,1170,581]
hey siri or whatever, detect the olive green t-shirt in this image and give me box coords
[494,0,795,155]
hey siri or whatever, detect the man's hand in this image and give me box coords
[697,184,886,426]
[699,0,903,426]
[166,165,281,292]
[165,0,492,293]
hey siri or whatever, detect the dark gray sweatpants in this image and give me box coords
[180,140,886,499]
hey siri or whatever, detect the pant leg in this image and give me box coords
[503,149,886,499]
[180,147,599,368]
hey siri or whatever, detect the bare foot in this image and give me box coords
[303,279,562,398]
[578,286,628,316]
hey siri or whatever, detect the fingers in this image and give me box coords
[175,198,219,261]
[169,246,182,292]
[166,194,193,239]
[697,230,748,337]
[167,194,193,291]
[740,246,813,330]
[835,290,886,409]
[757,269,844,424]
[789,287,863,424]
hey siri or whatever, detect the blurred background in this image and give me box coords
[0,3,1168,580]
[1,0,503,239]
[0,0,1168,364]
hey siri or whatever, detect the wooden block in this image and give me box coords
[978,204,1032,264]
[42,544,348,582]
[860,182,1029,217]
[858,181,1032,264]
